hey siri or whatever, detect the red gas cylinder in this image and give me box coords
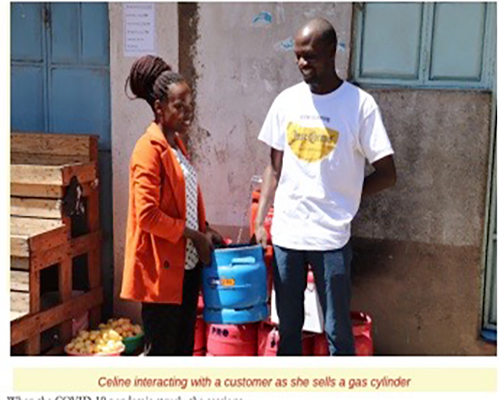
[193,316,206,356]
[257,323,279,356]
[352,311,373,356]
[197,292,204,314]
[258,323,315,356]
[313,334,329,356]
[206,323,258,356]
[312,311,374,356]
[249,190,274,244]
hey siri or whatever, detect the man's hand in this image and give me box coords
[362,155,397,198]
[254,224,268,248]
[254,148,283,248]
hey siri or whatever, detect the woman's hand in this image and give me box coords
[206,225,225,247]
[184,228,213,265]
[192,232,212,265]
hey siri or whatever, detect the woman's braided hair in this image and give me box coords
[125,55,187,111]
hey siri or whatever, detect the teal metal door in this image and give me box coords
[11,2,113,317]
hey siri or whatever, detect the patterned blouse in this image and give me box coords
[172,148,199,270]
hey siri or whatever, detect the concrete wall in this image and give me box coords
[109,3,495,355]
[109,3,179,320]
[188,2,352,239]
[351,89,495,355]
[111,2,352,322]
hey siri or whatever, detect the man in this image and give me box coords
[254,18,397,355]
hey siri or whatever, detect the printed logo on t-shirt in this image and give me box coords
[286,122,339,162]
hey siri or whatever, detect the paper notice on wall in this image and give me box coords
[123,3,156,57]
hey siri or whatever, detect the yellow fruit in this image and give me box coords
[79,330,89,340]
[132,325,142,335]
[108,330,121,341]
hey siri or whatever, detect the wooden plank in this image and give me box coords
[11,217,68,255]
[11,183,64,199]
[61,162,97,185]
[11,180,95,199]
[11,132,99,160]
[11,287,103,345]
[10,235,29,257]
[11,197,63,219]
[11,152,89,165]
[59,258,72,303]
[29,270,40,314]
[11,164,64,186]
[89,136,98,162]
[11,162,96,188]
[11,218,67,257]
[10,291,29,319]
[31,243,70,271]
[71,231,101,257]
[28,226,67,253]
[11,309,29,321]
[25,335,41,355]
[11,257,30,271]
[59,258,73,343]
[88,186,100,232]
[11,216,65,236]
[11,270,29,292]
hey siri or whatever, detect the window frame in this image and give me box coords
[351,2,496,90]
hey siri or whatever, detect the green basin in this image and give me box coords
[122,332,145,354]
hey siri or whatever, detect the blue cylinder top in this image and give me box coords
[208,244,265,267]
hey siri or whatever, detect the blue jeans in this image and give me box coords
[273,242,355,356]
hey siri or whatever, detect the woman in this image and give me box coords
[121,55,223,355]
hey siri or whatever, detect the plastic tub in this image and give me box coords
[65,343,125,356]
[122,332,145,354]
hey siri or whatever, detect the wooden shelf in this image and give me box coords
[10,132,102,356]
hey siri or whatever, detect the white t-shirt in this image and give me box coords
[258,81,394,251]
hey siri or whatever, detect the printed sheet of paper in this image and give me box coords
[124,3,156,57]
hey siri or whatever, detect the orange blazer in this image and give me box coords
[120,122,206,304]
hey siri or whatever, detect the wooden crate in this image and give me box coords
[11,287,103,355]
[10,221,102,354]
[11,132,100,236]
[10,132,103,355]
